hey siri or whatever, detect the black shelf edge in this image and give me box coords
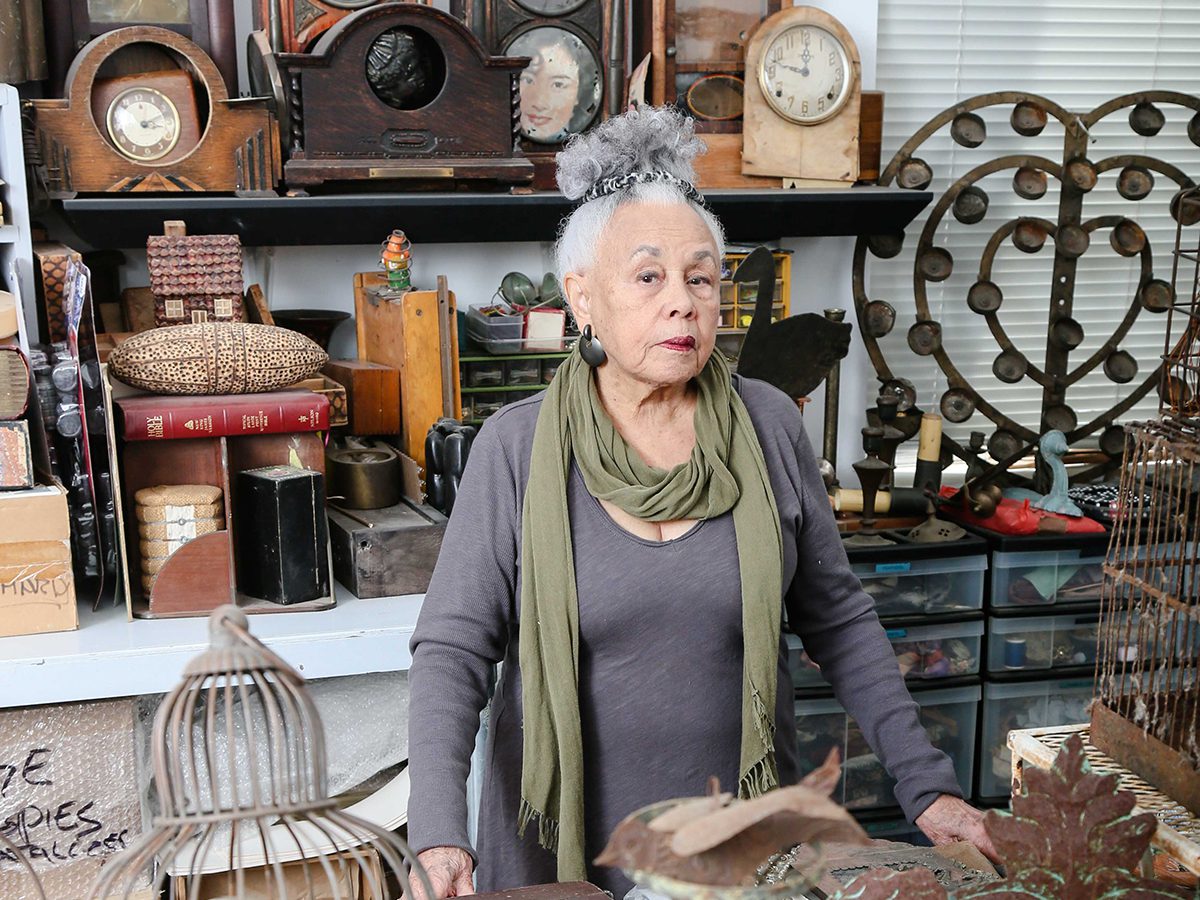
[58,185,933,248]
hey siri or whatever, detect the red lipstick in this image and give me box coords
[660,336,697,351]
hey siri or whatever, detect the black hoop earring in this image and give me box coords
[579,324,607,367]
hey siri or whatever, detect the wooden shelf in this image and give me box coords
[0,586,424,709]
[59,185,932,247]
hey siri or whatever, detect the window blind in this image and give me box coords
[869,0,1200,472]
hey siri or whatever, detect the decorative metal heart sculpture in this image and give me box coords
[853,90,1200,483]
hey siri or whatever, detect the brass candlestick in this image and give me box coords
[875,393,905,489]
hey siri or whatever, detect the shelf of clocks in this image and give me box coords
[58,185,933,248]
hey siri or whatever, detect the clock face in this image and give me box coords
[759,24,851,124]
[512,0,590,16]
[105,87,181,161]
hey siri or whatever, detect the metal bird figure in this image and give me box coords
[733,246,853,400]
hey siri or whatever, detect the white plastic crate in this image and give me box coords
[852,554,987,619]
[977,678,1093,798]
[789,620,983,689]
[794,684,980,811]
[989,548,1105,609]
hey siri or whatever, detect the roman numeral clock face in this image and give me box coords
[105,87,181,161]
[760,24,850,124]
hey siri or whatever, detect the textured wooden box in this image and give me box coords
[33,241,82,342]
[329,498,446,598]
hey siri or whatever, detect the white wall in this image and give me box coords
[60,0,880,478]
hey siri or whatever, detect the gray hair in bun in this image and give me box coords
[554,106,725,283]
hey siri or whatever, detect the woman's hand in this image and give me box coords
[915,794,1000,864]
[411,846,475,899]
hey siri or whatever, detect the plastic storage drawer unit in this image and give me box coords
[989,548,1105,609]
[851,555,987,620]
[789,621,983,689]
[986,613,1103,674]
[977,678,1093,799]
[794,684,980,811]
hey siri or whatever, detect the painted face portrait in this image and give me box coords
[507,27,601,144]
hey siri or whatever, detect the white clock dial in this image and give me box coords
[759,24,851,125]
[105,87,181,161]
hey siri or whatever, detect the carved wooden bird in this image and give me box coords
[733,246,853,400]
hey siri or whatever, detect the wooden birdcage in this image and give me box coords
[1092,416,1200,816]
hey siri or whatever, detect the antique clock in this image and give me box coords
[272,4,534,188]
[631,0,780,131]
[742,5,861,183]
[43,0,237,93]
[26,26,281,196]
[468,0,622,185]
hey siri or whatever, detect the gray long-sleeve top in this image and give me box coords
[407,376,961,896]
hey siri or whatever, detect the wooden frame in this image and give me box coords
[28,26,281,197]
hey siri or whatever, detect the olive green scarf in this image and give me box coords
[517,349,784,881]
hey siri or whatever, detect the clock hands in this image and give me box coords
[776,62,811,76]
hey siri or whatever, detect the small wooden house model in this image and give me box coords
[148,220,245,326]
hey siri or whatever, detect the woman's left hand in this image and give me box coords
[914,794,1000,864]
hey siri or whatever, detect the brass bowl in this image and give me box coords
[1110,219,1147,257]
[864,300,896,338]
[918,248,954,282]
[867,232,905,259]
[1012,220,1048,253]
[1117,165,1154,201]
[1011,101,1047,137]
[1139,278,1174,313]
[1064,157,1098,192]
[993,348,1028,384]
[953,185,989,224]
[1055,224,1090,259]
[951,112,987,148]
[967,280,1003,314]
[940,388,976,423]
[898,157,933,190]
[1104,350,1138,384]
[1129,101,1165,137]
[1012,165,1047,200]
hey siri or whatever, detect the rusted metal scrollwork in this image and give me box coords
[852,90,1200,482]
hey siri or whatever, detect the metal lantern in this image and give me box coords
[86,605,432,899]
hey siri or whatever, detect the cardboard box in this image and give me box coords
[175,847,383,900]
[0,483,77,637]
[0,698,144,898]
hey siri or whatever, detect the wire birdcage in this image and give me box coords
[1,831,48,900]
[1163,186,1200,419]
[85,605,433,900]
[1093,416,1200,817]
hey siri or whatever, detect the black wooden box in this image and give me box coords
[234,465,331,605]
[328,499,447,598]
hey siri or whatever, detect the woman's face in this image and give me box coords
[567,201,721,390]
[519,42,579,140]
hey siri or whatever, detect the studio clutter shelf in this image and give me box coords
[0,587,425,709]
[59,186,933,247]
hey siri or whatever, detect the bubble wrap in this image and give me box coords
[0,698,148,900]
[135,670,410,830]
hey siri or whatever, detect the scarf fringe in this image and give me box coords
[518,798,561,853]
[739,685,779,799]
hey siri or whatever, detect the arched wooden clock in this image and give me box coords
[26,26,280,196]
[741,5,861,183]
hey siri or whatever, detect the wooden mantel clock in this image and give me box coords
[271,4,534,189]
[26,26,281,197]
[741,5,861,184]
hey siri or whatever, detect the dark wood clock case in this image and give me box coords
[255,0,374,54]
[43,0,237,95]
[468,0,624,188]
[26,26,281,197]
[272,4,534,189]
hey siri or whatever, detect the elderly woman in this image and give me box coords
[407,107,993,899]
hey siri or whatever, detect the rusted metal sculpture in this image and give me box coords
[853,91,1200,486]
[831,734,1194,899]
[84,605,433,900]
[596,754,868,898]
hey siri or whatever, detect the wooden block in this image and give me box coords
[323,358,401,435]
[859,90,884,183]
[291,373,349,428]
[695,134,781,190]
[120,286,157,334]
[328,498,447,598]
[353,274,461,469]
